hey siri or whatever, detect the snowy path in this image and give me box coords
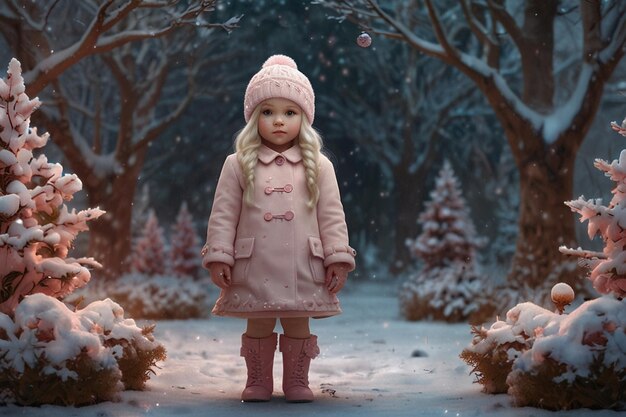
[0,282,621,417]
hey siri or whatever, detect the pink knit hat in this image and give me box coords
[244,55,315,124]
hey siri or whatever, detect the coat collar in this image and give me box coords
[257,143,302,164]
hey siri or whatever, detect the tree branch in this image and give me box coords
[423,0,460,60]
[22,1,237,96]
[461,0,500,68]
[486,0,525,51]
[581,0,603,61]
[131,66,197,154]
[365,0,449,60]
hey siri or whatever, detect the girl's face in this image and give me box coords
[257,97,302,152]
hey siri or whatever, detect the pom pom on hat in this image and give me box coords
[244,54,315,124]
[262,54,298,69]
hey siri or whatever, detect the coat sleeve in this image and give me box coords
[316,155,356,271]
[201,154,243,269]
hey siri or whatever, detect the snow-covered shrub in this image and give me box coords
[170,202,202,279]
[460,302,557,394]
[462,297,625,410]
[400,160,492,322]
[0,294,166,405]
[94,273,211,320]
[0,59,104,315]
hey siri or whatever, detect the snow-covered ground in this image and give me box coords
[0,282,621,417]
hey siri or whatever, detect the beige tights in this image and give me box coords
[245,317,311,339]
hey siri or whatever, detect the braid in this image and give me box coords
[298,118,322,208]
[235,107,262,206]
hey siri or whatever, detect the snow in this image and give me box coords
[550,283,574,303]
[513,295,625,377]
[0,282,619,416]
[542,64,593,144]
[1,294,118,380]
[459,45,598,146]
[0,149,16,167]
[0,194,20,217]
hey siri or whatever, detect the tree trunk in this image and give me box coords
[508,140,579,289]
[87,158,145,279]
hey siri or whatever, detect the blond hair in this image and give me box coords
[234,107,322,208]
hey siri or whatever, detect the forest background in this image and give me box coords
[1,0,625,295]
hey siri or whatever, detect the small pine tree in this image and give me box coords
[400,160,491,322]
[131,210,167,276]
[0,59,104,315]
[170,202,201,279]
[409,160,483,268]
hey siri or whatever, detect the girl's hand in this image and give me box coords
[325,262,350,294]
[209,262,231,289]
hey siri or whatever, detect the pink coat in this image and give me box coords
[202,144,356,318]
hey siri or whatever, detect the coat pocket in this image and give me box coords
[308,236,326,284]
[232,237,255,285]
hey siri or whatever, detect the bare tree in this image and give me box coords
[0,1,240,278]
[316,0,626,289]
[321,34,484,272]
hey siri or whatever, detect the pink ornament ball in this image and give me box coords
[357,32,372,48]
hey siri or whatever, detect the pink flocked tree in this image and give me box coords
[0,58,104,315]
[559,116,626,298]
[131,209,167,276]
[170,202,201,279]
[0,59,165,406]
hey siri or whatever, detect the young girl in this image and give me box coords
[201,55,356,403]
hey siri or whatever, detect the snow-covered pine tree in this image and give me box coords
[400,160,491,322]
[0,59,165,406]
[409,160,482,267]
[0,59,104,315]
[170,202,201,279]
[558,116,626,298]
[131,209,167,276]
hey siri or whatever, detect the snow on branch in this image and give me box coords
[20,0,240,96]
[0,58,104,315]
[558,246,605,260]
[612,117,626,137]
[560,120,626,298]
[317,1,626,148]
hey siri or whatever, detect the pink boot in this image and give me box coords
[240,333,277,402]
[279,334,320,403]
